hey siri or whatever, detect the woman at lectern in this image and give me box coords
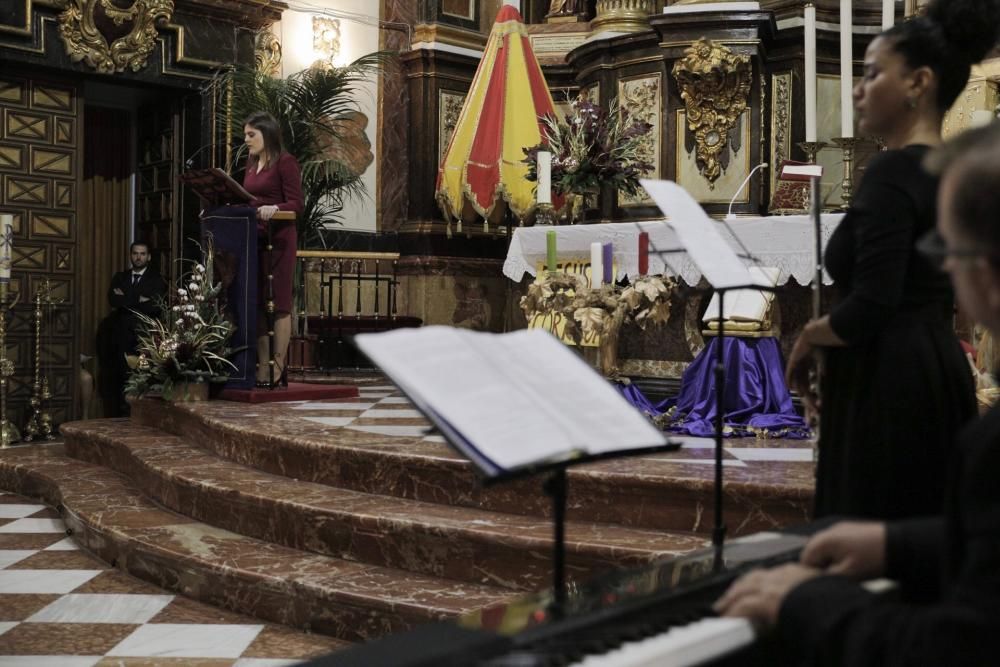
[786,0,997,520]
[242,111,303,388]
[716,117,1000,667]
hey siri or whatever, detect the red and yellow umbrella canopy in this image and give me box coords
[435,6,561,231]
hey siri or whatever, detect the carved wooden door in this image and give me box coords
[0,74,80,428]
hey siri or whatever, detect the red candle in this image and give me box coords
[638,232,649,275]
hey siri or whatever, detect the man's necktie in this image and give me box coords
[132,274,140,286]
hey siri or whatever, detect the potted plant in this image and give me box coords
[523,97,654,224]
[125,238,238,401]
[215,52,389,247]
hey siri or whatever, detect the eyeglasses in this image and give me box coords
[916,229,998,271]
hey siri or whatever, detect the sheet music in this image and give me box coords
[640,179,772,290]
[355,327,666,474]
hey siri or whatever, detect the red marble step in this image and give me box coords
[129,397,813,535]
[60,419,708,592]
[0,444,518,643]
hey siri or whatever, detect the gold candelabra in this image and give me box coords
[23,279,53,441]
[798,141,828,165]
[0,282,19,448]
[831,137,860,210]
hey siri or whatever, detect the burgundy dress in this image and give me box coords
[243,152,303,314]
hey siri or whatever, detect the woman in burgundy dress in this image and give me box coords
[242,111,303,387]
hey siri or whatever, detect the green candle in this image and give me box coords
[546,230,557,272]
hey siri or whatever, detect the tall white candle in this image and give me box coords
[881,0,894,30]
[840,0,854,138]
[805,4,818,142]
[0,214,12,282]
[590,242,603,289]
[537,150,552,205]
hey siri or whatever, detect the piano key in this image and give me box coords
[570,616,755,667]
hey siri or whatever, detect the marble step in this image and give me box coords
[130,397,812,535]
[0,444,518,643]
[60,419,708,592]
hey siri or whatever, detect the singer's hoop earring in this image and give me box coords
[907,96,918,110]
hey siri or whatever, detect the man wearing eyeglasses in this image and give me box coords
[715,122,1000,666]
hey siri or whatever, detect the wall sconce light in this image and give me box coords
[312,16,341,69]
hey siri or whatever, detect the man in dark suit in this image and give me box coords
[98,242,167,416]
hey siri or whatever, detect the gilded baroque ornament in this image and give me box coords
[255,31,282,76]
[58,0,174,73]
[672,38,752,187]
[618,76,660,205]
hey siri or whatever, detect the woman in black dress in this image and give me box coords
[786,0,999,520]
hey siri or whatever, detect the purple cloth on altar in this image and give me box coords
[617,337,810,439]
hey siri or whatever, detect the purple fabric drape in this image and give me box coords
[618,337,811,439]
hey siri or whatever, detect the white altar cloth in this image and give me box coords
[502,214,844,286]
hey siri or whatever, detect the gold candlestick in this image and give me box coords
[0,282,19,448]
[534,202,555,226]
[831,137,860,209]
[798,141,828,165]
[23,280,53,441]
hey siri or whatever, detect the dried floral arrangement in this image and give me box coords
[523,97,654,202]
[520,272,676,376]
[124,238,237,400]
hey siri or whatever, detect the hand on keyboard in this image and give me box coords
[800,520,887,579]
[712,563,822,630]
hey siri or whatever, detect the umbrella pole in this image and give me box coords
[503,206,515,333]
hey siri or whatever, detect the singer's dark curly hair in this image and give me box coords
[882,0,1000,112]
[243,111,285,165]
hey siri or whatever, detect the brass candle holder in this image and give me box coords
[0,282,19,448]
[798,141,828,165]
[831,136,860,209]
[534,202,555,226]
[23,279,53,442]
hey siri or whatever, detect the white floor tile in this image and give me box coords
[346,425,430,438]
[728,448,814,462]
[643,458,748,468]
[363,385,397,391]
[0,657,101,666]
[0,550,36,569]
[292,402,373,411]
[359,409,423,419]
[422,435,447,444]
[27,593,174,624]
[108,623,264,658]
[0,505,47,519]
[43,538,78,551]
[0,621,18,636]
[377,397,411,404]
[0,518,66,533]
[0,569,101,594]
[301,416,355,427]
[357,392,391,399]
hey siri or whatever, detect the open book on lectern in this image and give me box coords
[354,326,670,479]
[639,178,773,291]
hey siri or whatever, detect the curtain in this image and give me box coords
[81,106,131,417]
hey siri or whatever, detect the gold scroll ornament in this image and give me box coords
[672,38,752,187]
[58,0,174,74]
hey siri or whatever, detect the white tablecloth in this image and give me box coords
[503,214,844,286]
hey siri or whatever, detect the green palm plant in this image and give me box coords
[215,52,390,246]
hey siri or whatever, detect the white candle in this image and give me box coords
[0,214,12,282]
[590,242,603,289]
[840,0,854,138]
[881,0,894,30]
[537,151,552,205]
[805,4,818,142]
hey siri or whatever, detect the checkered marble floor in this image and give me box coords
[288,384,814,467]
[0,493,346,666]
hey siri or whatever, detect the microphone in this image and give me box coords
[183,142,217,170]
[726,162,768,220]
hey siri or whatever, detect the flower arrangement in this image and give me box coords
[520,272,675,376]
[523,97,654,208]
[124,238,237,400]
